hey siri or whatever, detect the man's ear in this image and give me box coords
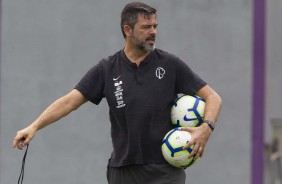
[123,25,132,37]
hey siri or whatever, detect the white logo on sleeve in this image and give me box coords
[156,67,165,79]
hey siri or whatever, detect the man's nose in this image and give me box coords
[149,26,157,35]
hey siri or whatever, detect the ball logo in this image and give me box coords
[156,67,165,79]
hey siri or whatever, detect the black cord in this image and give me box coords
[18,144,29,184]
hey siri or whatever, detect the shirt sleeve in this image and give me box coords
[74,61,105,105]
[175,58,207,95]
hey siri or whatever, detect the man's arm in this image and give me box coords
[13,89,87,149]
[182,85,222,159]
[197,85,222,123]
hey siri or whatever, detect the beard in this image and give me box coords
[131,32,156,52]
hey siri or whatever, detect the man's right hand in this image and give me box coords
[13,126,36,150]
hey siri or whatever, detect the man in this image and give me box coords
[13,2,222,184]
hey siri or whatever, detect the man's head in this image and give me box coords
[121,2,157,52]
[121,2,157,38]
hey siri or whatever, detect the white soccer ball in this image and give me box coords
[161,128,199,168]
[171,95,205,127]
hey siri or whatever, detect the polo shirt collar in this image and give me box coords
[120,49,155,67]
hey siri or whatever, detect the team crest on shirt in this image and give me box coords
[113,76,126,108]
[156,67,165,79]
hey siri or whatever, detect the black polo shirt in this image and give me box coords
[75,48,207,167]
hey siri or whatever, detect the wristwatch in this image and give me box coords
[203,120,215,131]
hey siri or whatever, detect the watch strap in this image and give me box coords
[203,120,215,131]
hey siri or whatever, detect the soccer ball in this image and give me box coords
[161,128,198,168]
[171,95,205,127]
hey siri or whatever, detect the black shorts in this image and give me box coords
[107,164,186,184]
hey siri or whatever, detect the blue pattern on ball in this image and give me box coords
[162,128,193,157]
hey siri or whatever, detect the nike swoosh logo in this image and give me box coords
[113,75,121,81]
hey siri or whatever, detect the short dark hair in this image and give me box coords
[120,2,157,38]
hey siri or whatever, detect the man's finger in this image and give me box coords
[183,138,194,150]
[200,148,205,157]
[194,146,204,159]
[23,137,31,146]
[188,144,201,159]
[13,135,23,148]
[180,127,193,132]
[13,135,27,150]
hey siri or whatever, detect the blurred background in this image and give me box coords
[0,0,281,184]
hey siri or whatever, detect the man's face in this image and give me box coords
[130,14,158,52]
